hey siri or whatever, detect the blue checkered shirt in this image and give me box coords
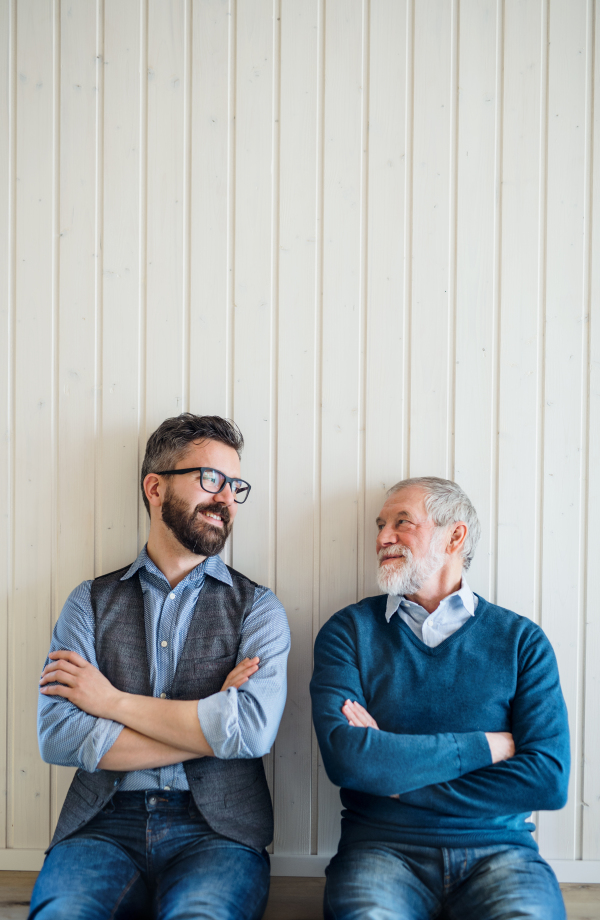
[38,547,290,790]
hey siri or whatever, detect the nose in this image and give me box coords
[216,482,236,506]
[376,524,399,552]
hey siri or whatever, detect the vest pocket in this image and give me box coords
[71,775,99,807]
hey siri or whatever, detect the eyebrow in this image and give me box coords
[376,511,413,525]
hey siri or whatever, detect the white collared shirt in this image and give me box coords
[385,578,478,648]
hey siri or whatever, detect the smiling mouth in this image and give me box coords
[199,510,224,527]
[380,555,405,565]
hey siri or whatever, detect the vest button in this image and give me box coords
[149,797,157,805]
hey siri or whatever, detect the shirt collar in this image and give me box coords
[121,545,233,588]
[385,577,475,623]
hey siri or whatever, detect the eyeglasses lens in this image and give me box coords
[232,481,249,503]
[201,469,224,493]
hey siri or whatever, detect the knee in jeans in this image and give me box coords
[29,896,98,920]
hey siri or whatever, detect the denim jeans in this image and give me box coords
[324,840,566,920]
[28,790,270,920]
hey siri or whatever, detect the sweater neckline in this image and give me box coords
[392,593,488,655]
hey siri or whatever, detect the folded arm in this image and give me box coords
[41,652,268,757]
[98,728,200,771]
[392,630,570,815]
[40,583,290,768]
[310,613,493,798]
[38,582,130,771]
[337,624,570,815]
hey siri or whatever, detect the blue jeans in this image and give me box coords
[28,790,270,920]
[324,840,566,920]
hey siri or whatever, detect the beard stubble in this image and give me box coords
[161,485,232,557]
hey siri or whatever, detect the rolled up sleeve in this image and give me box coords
[197,587,290,759]
[38,581,125,771]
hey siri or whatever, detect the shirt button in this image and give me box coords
[169,593,176,600]
[160,692,167,699]
[164,786,171,791]
[161,640,168,648]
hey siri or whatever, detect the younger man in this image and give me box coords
[31,414,290,920]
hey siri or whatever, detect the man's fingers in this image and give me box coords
[227,665,258,683]
[41,660,80,679]
[220,658,260,692]
[342,700,379,730]
[228,658,260,677]
[40,679,73,695]
[48,650,87,666]
[40,669,77,687]
[229,676,249,688]
[342,702,369,727]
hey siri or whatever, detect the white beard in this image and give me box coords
[376,536,446,597]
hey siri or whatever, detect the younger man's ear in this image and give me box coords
[144,473,163,510]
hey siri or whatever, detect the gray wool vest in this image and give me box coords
[49,563,274,852]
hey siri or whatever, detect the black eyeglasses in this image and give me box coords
[154,467,252,504]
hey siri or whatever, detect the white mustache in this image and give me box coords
[377,546,409,564]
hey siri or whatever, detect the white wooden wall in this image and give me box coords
[0,0,599,879]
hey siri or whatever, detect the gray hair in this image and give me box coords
[386,476,481,570]
[140,413,244,515]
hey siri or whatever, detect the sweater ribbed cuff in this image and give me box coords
[454,730,493,776]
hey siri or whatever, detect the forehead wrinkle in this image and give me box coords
[378,510,412,521]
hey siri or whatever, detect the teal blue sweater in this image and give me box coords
[310,594,570,850]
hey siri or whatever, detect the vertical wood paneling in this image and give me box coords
[538,0,588,861]
[231,0,275,589]
[0,0,13,849]
[189,0,230,417]
[496,0,545,622]
[1,0,597,869]
[453,0,500,599]
[409,0,454,476]
[317,0,364,855]
[362,0,409,598]
[100,0,142,575]
[145,0,185,431]
[230,0,277,807]
[52,0,99,825]
[274,0,319,855]
[10,0,54,848]
[583,0,600,862]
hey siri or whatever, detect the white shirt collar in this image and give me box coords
[385,577,475,623]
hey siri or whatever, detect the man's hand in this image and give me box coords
[221,657,259,692]
[40,650,122,719]
[485,731,515,763]
[342,700,379,730]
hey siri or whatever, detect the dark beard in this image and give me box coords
[161,487,232,557]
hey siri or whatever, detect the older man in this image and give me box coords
[31,414,290,920]
[311,477,569,920]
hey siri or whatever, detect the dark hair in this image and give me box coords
[140,413,244,514]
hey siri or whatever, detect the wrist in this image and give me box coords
[105,688,127,722]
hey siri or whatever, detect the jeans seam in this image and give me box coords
[109,870,142,920]
[443,847,451,890]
